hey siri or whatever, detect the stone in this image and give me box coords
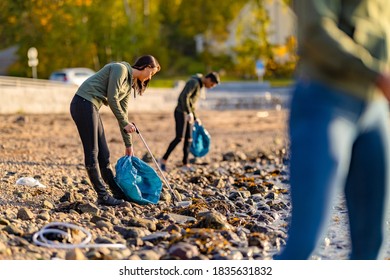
[17,208,34,220]
[78,203,100,215]
[168,242,200,260]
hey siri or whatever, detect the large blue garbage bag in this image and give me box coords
[114,156,162,205]
[190,123,211,157]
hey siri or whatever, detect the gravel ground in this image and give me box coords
[1,109,388,260]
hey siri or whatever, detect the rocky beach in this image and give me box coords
[1,109,388,260]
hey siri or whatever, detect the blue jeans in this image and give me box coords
[276,80,390,259]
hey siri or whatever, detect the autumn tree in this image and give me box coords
[1,0,295,79]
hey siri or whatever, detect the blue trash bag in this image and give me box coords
[190,123,211,157]
[114,156,162,205]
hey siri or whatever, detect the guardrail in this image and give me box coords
[0,75,77,88]
[0,76,179,114]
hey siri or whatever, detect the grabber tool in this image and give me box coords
[130,122,190,206]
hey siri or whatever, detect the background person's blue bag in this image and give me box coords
[190,123,211,157]
[114,156,162,205]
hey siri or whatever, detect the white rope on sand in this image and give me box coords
[32,222,127,249]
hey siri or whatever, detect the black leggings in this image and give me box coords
[162,109,193,165]
[70,95,111,169]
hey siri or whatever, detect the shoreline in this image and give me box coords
[0,109,290,260]
[2,109,387,260]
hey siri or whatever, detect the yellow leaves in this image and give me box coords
[31,2,79,31]
[40,17,49,27]
[272,45,288,57]
[286,35,297,50]
[75,0,93,6]
[7,16,17,24]
[63,14,75,27]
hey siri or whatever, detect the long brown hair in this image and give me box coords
[132,55,160,96]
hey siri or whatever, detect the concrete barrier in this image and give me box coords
[0,76,181,114]
[0,76,291,114]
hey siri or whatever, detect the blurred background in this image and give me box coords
[0,0,296,86]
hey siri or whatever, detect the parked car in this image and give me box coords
[49,67,95,86]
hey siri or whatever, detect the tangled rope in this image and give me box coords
[32,222,126,249]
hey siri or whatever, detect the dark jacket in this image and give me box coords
[175,74,203,120]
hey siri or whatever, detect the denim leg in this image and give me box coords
[276,81,361,259]
[345,101,390,259]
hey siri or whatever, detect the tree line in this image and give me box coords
[1,0,295,79]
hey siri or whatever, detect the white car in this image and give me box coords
[49,67,95,86]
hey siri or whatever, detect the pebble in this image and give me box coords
[0,138,295,260]
[168,242,200,259]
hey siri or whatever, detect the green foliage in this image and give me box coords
[265,59,295,79]
[1,0,296,79]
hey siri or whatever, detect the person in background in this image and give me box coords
[70,55,160,206]
[275,0,390,260]
[160,72,220,171]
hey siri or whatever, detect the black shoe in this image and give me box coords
[86,166,124,205]
[100,164,127,199]
[159,159,167,171]
[97,194,124,206]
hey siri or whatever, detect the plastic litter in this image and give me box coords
[115,156,163,205]
[16,177,46,188]
[190,122,211,157]
[176,201,192,207]
[33,222,126,249]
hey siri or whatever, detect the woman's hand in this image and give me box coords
[125,146,134,156]
[124,123,136,133]
[187,113,194,124]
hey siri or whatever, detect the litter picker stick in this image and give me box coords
[130,123,179,203]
